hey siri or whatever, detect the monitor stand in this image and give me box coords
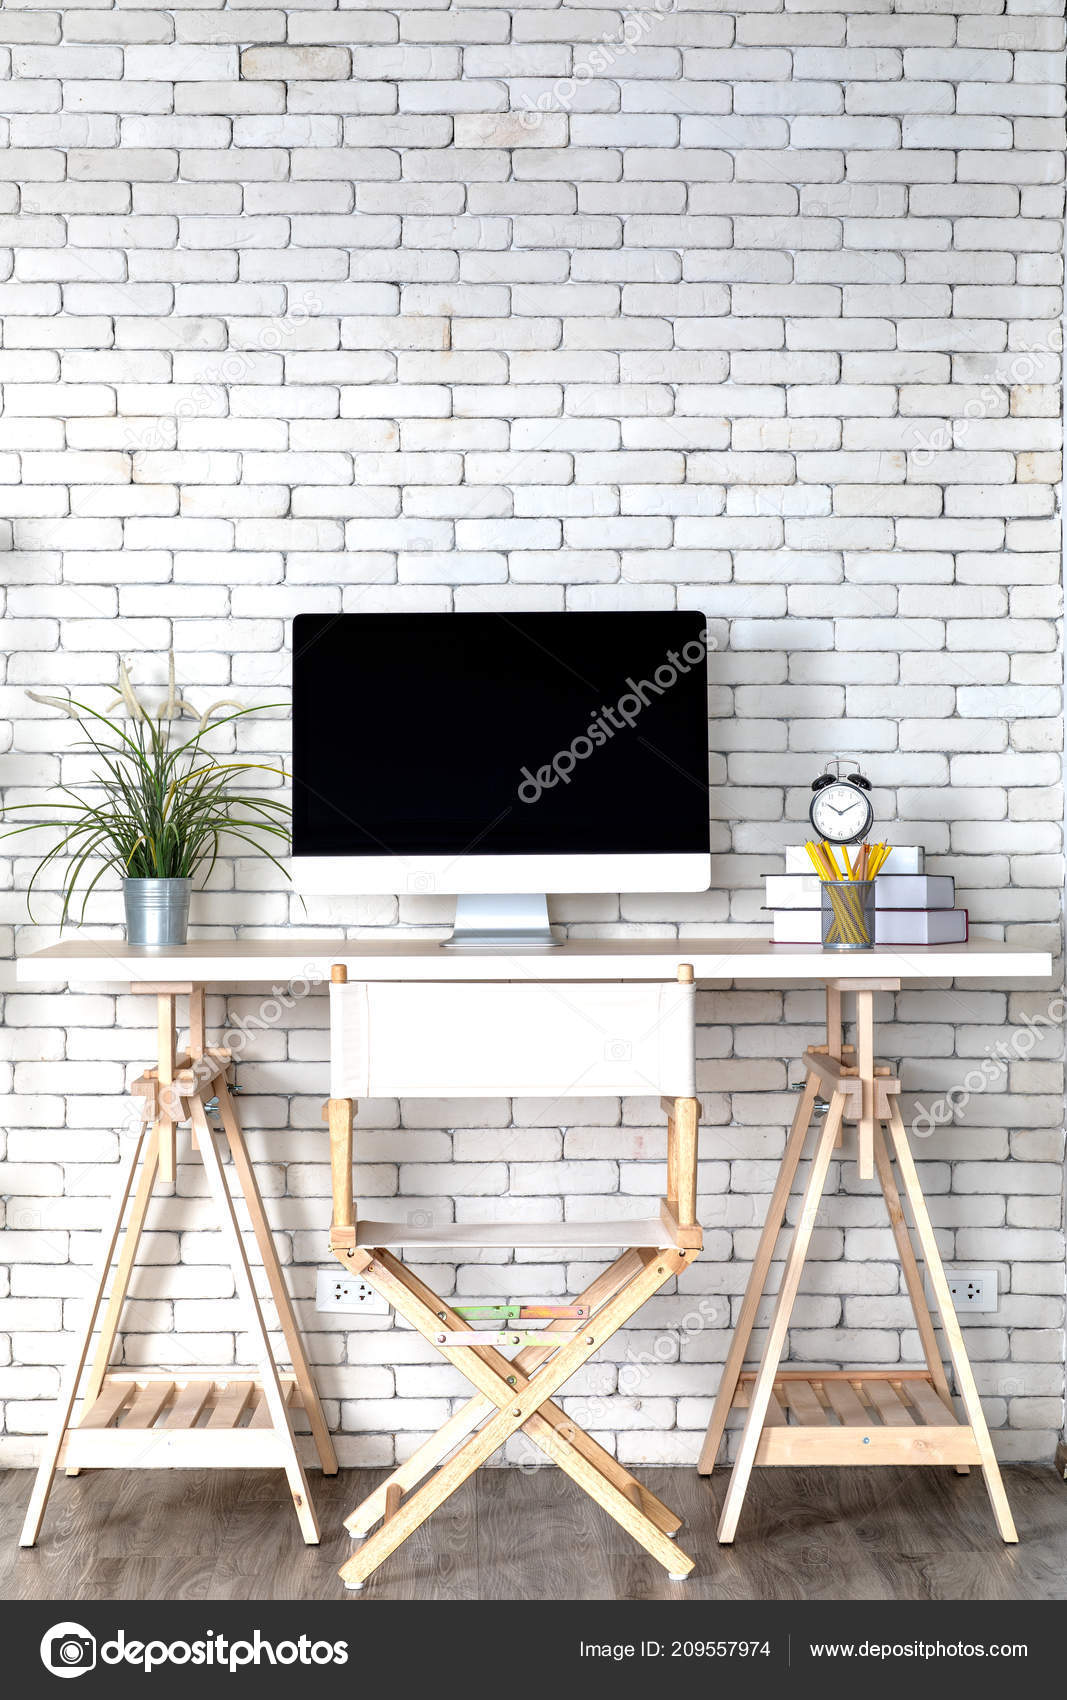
[441,894,562,951]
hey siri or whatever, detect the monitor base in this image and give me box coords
[441,893,562,951]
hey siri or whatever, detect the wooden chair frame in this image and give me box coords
[20,983,337,1550]
[326,963,703,1590]
[697,981,1017,1548]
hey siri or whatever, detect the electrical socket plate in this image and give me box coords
[315,1270,389,1315]
[942,1269,998,1313]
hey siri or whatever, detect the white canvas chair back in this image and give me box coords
[329,978,695,1101]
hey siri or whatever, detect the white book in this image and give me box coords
[874,874,954,910]
[771,910,822,943]
[784,844,924,875]
[874,909,968,945]
[765,874,821,909]
[771,907,968,946]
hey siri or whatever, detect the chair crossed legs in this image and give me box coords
[324,963,703,1590]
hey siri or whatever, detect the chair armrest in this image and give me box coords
[327,1097,356,1253]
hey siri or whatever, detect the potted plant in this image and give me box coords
[1,657,291,946]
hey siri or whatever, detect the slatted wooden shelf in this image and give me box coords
[58,1373,306,1471]
[733,1370,982,1468]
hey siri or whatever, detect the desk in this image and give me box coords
[15,934,1051,986]
[15,934,1052,1560]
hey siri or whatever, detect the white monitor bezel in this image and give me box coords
[290,852,711,897]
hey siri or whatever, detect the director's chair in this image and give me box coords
[325,962,702,1589]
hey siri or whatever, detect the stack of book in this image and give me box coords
[766,845,969,945]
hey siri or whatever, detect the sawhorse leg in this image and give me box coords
[698,1072,820,1474]
[215,1078,337,1477]
[717,1091,846,1543]
[871,1113,968,1475]
[189,1095,320,1544]
[65,1120,161,1480]
[65,985,182,1468]
[22,985,334,1548]
[708,999,1016,1546]
[885,1101,1016,1542]
[20,1119,153,1547]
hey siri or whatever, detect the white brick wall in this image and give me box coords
[0,2,1064,1469]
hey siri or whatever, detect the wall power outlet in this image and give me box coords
[943,1269,998,1313]
[315,1270,390,1315]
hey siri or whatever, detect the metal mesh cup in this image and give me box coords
[820,879,875,951]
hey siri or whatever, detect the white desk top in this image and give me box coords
[16,935,1053,986]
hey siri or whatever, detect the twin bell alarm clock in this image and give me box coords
[808,758,874,846]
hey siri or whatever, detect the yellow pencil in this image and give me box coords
[806,841,833,880]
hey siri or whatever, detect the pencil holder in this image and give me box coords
[820,879,875,950]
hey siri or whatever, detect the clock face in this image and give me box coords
[810,782,873,845]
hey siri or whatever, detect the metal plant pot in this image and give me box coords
[123,877,191,947]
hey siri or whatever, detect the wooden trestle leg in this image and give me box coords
[701,979,1016,1546]
[20,983,334,1548]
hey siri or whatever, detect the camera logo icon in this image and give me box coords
[406,870,436,894]
[605,1039,632,1062]
[41,1623,96,1679]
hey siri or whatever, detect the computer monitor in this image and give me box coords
[291,612,711,948]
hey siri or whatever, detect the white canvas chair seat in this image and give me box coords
[325,962,702,1590]
[329,978,696,1101]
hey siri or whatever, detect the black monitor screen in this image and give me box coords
[291,612,711,858]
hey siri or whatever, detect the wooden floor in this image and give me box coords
[3,1463,1065,1601]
